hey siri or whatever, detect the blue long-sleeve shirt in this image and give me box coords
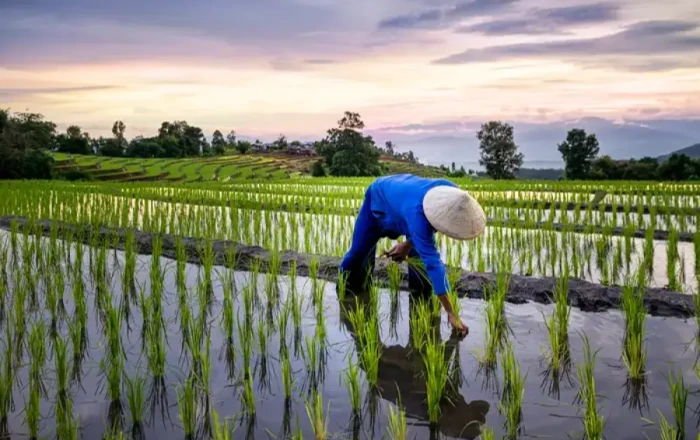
[340,174,457,295]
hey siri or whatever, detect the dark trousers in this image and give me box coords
[340,245,432,299]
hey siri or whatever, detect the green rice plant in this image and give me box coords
[500,342,526,439]
[28,321,47,398]
[0,333,14,432]
[177,377,199,440]
[576,333,604,440]
[54,334,71,405]
[102,302,124,404]
[56,396,80,440]
[211,408,237,440]
[386,397,408,440]
[220,271,236,379]
[281,349,294,400]
[645,410,679,440]
[668,370,688,439]
[337,269,348,301]
[265,249,282,300]
[344,354,361,415]
[422,332,451,424]
[305,389,329,440]
[237,312,253,380]
[125,373,147,429]
[479,425,496,440]
[620,274,647,381]
[667,227,680,291]
[25,381,41,440]
[409,299,433,355]
[388,261,402,295]
[241,375,256,417]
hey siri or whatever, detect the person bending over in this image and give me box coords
[338,173,486,336]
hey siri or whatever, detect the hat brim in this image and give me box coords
[423,186,486,240]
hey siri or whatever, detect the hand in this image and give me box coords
[381,241,412,262]
[448,314,469,338]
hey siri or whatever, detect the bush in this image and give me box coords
[311,160,327,177]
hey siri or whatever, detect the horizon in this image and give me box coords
[2,0,700,156]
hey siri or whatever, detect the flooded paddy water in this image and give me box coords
[0,228,698,440]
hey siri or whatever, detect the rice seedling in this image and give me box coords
[241,374,256,417]
[177,376,199,440]
[668,370,688,439]
[28,320,47,399]
[237,312,253,381]
[0,333,14,435]
[479,425,497,440]
[25,382,41,440]
[386,397,408,440]
[344,354,362,415]
[645,410,679,440]
[620,273,647,382]
[281,349,294,400]
[125,373,147,433]
[102,301,124,408]
[211,408,237,440]
[56,396,80,440]
[54,333,71,405]
[500,342,526,439]
[278,294,291,357]
[337,269,348,301]
[422,332,452,425]
[576,333,604,440]
[305,389,329,440]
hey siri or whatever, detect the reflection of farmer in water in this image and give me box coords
[339,174,486,335]
[338,294,490,439]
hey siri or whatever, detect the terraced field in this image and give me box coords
[52,153,443,182]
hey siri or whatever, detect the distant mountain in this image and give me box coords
[658,143,700,161]
[369,117,700,169]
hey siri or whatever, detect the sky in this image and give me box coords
[1,0,700,143]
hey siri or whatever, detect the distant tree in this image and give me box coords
[659,153,695,181]
[558,128,599,180]
[590,155,623,180]
[623,157,659,180]
[385,141,395,156]
[226,130,237,146]
[112,120,126,141]
[0,110,55,179]
[212,130,226,155]
[56,125,91,155]
[477,121,523,179]
[273,134,288,150]
[236,140,252,154]
[451,162,456,172]
[311,160,327,177]
[315,111,382,177]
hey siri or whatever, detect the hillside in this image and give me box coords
[50,153,447,182]
[658,143,700,161]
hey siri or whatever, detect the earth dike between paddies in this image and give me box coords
[0,215,694,319]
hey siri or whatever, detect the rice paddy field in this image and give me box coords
[0,177,699,440]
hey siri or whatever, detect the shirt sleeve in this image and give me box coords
[406,211,449,296]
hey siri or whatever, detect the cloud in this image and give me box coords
[535,2,619,25]
[377,0,517,30]
[303,59,337,64]
[458,2,619,36]
[433,20,700,68]
[0,85,117,99]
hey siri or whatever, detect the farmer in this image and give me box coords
[338,173,486,336]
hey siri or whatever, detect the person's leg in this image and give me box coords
[406,248,432,300]
[339,188,381,295]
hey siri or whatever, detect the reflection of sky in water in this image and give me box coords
[0,225,698,439]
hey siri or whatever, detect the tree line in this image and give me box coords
[476,121,700,181]
[0,109,421,179]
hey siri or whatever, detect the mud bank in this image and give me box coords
[0,215,694,319]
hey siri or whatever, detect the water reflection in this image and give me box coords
[338,292,490,440]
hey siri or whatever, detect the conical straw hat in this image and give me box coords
[423,186,486,240]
